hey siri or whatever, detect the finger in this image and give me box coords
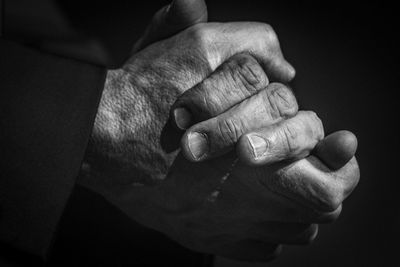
[263,155,360,213]
[313,130,358,170]
[226,158,344,224]
[275,198,343,224]
[289,202,343,224]
[237,111,324,166]
[133,0,208,52]
[172,53,269,130]
[249,223,318,245]
[181,83,298,162]
[195,22,296,82]
[279,198,343,224]
[312,204,342,223]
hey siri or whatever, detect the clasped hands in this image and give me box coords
[80,0,360,261]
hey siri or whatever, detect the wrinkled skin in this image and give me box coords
[83,22,295,187]
[79,22,359,261]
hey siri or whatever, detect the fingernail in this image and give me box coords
[188,132,208,160]
[174,107,192,130]
[247,135,268,159]
[285,61,296,80]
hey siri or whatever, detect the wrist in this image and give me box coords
[82,67,178,189]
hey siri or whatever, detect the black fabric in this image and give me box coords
[3,0,168,68]
[48,185,212,267]
[0,39,106,259]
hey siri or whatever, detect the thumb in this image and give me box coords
[133,0,208,52]
[313,130,358,170]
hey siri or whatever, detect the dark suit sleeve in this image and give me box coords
[0,38,106,259]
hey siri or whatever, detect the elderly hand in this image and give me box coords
[79,0,360,261]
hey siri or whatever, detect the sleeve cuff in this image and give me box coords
[0,38,106,259]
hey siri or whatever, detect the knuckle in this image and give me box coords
[310,111,322,126]
[317,185,343,212]
[217,117,244,145]
[258,23,279,47]
[341,158,361,197]
[266,83,298,118]
[351,163,361,189]
[226,53,268,95]
[300,110,318,121]
[310,111,323,129]
[281,122,301,154]
[195,83,220,116]
[187,23,212,46]
[300,111,324,140]
[316,159,360,213]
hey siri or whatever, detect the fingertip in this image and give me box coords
[330,130,358,160]
[284,61,296,82]
[172,107,193,130]
[338,130,358,155]
[180,130,209,162]
[314,130,358,170]
[269,58,296,83]
[167,0,208,25]
[237,134,272,166]
[180,131,195,162]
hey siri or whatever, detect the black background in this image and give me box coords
[6,1,396,266]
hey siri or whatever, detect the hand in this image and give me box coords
[83,21,295,187]
[79,1,359,261]
[165,52,359,260]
